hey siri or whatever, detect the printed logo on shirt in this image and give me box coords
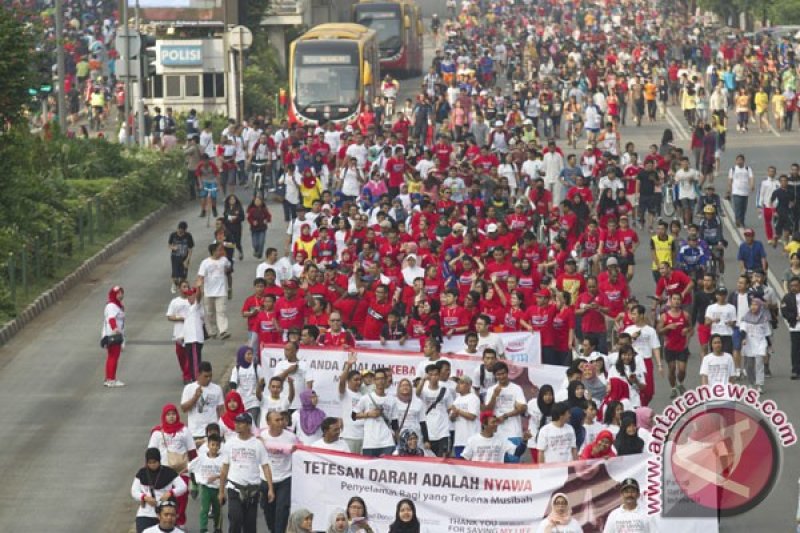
[645,386,796,518]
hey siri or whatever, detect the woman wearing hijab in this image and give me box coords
[598,376,630,423]
[579,429,617,460]
[223,194,245,261]
[565,381,588,410]
[101,285,126,387]
[147,404,196,527]
[286,508,314,533]
[738,297,771,392]
[388,498,421,533]
[568,407,587,451]
[526,384,555,459]
[614,411,645,456]
[326,508,348,533]
[635,406,654,448]
[291,389,326,444]
[394,429,425,457]
[130,448,187,533]
[218,390,245,440]
[229,345,261,426]
[402,254,425,287]
[293,223,317,258]
[536,492,582,533]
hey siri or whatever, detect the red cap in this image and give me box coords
[479,410,495,426]
[182,287,197,296]
[537,289,551,299]
[743,228,755,236]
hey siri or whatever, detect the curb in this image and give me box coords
[0,204,174,347]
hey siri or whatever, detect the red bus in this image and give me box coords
[352,0,423,78]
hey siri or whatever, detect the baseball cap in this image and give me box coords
[453,222,465,232]
[620,478,640,491]
[716,287,729,295]
[494,120,503,127]
[235,412,253,424]
[536,289,551,298]
[487,223,498,233]
[744,228,755,236]
[606,257,619,267]
[157,499,178,511]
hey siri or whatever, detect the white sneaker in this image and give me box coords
[103,380,113,387]
[110,380,126,387]
[171,284,177,294]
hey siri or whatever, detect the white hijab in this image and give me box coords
[401,254,424,286]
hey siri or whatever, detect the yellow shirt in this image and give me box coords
[755,92,769,114]
[644,83,657,101]
[785,241,800,257]
[773,94,786,114]
[651,235,674,269]
[408,180,422,194]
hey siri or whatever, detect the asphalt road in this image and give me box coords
[1,29,798,533]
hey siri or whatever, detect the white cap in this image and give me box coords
[487,223,498,233]
[494,120,503,127]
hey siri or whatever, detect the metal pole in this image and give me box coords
[238,38,245,122]
[55,0,67,132]
[135,0,145,145]
[123,0,132,145]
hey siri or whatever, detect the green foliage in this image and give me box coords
[174,112,230,141]
[767,0,800,25]
[0,8,39,126]
[243,32,285,119]
[0,127,184,320]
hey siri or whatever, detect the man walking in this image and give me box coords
[727,154,754,228]
[219,412,275,533]
[781,276,800,380]
[603,478,652,532]
[197,243,232,339]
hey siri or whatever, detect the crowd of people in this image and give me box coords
[88,0,800,531]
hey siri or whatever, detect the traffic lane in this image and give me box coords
[0,193,285,531]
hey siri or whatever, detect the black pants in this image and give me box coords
[263,478,291,533]
[429,436,449,457]
[187,170,197,200]
[791,331,800,375]
[541,346,559,365]
[585,332,608,355]
[228,488,259,533]
[185,342,203,380]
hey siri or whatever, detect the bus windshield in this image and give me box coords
[354,5,402,53]
[294,43,360,109]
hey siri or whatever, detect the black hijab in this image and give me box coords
[537,384,555,429]
[614,411,644,456]
[388,499,420,533]
[136,447,179,490]
[566,381,587,410]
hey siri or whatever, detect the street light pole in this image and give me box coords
[122,0,132,144]
[135,0,145,145]
[55,0,67,132]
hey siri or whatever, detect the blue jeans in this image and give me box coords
[453,445,465,459]
[251,229,266,258]
[732,194,748,226]
[504,437,523,463]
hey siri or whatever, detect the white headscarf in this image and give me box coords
[401,254,424,286]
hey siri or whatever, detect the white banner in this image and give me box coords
[291,447,719,533]
[356,331,542,365]
[259,345,563,412]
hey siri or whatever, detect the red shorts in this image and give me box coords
[697,324,711,346]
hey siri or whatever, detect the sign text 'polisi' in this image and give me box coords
[160,45,203,66]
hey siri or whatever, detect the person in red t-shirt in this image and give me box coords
[440,289,470,338]
[555,258,586,305]
[657,292,693,397]
[616,215,639,281]
[385,147,409,196]
[655,262,694,306]
[597,257,630,319]
[522,289,558,365]
[577,219,602,276]
[503,290,527,331]
[575,277,610,353]
[241,278,267,353]
[359,284,393,340]
[317,310,356,348]
[432,135,454,172]
[552,291,576,365]
[484,247,517,290]
[274,279,308,334]
[255,294,281,350]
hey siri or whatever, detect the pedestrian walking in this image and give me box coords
[142,500,184,533]
[197,243,232,339]
[727,154,754,228]
[131,448,187,533]
[168,221,194,294]
[246,196,272,259]
[101,285,126,388]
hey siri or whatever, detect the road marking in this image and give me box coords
[666,108,690,141]
[767,122,782,138]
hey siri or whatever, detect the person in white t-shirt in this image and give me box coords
[704,288,737,355]
[485,362,527,463]
[230,345,262,426]
[471,347,499,402]
[416,361,454,457]
[272,341,313,411]
[196,243,232,339]
[603,478,653,533]
[449,376,481,458]
[535,492,582,533]
[461,411,525,463]
[219,413,274,533]
[623,305,662,406]
[142,500,185,533]
[166,284,192,384]
[393,377,426,440]
[338,354,365,453]
[188,433,223,532]
[310,417,351,452]
[353,367,398,456]
[147,403,196,523]
[180,361,224,444]
[536,402,578,464]
[132,448,188,533]
[260,410,299,533]
[259,376,293,427]
[700,334,737,386]
[475,315,506,357]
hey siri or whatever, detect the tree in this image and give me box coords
[243,32,285,118]
[0,8,38,127]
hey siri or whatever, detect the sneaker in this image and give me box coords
[171,284,177,294]
[756,385,764,394]
[219,331,231,340]
[677,383,686,395]
[791,373,799,380]
[670,387,679,399]
[238,252,244,261]
[111,380,126,387]
[764,365,772,378]
[103,380,113,387]
[199,211,206,218]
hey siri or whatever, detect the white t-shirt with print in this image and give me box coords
[166,296,190,341]
[699,352,736,386]
[355,392,397,450]
[462,433,517,463]
[189,450,224,488]
[452,393,481,447]
[623,325,661,360]
[181,382,225,438]
[486,382,526,439]
[393,396,426,436]
[602,505,653,533]
[705,303,737,336]
[536,423,577,464]
[272,359,313,409]
[340,388,365,440]
[197,256,231,297]
[420,384,454,441]
[259,429,299,483]
[223,434,269,487]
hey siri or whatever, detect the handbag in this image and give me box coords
[161,431,189,474]
[100,332,124,348]
[231,480,262,505]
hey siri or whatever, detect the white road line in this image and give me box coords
[767,122,782,138]
[666,108,690,141]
